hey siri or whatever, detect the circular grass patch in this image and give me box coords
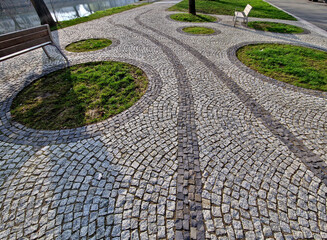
[170,13,216,22]
[247,21,304,34]
[182,26,215,34]
[11,61,148,130]
[66,38,112,52]
[237,44,327,91]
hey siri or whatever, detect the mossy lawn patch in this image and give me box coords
[182,26,215,34]
[11,61,148,130]
[66,39,112,52]
[170,13,216,22]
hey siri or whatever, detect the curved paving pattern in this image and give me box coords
[1,2,327,240]
[0,58,162,146]
[111,12,205,239]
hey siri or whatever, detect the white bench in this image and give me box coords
[0,24,68,63]
[233,4,252,27]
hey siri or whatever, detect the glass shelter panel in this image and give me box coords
[0,0,139,34]
[0,0,40,34]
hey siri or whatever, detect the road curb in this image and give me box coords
[265,0,327,38]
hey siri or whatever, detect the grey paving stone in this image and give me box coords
[0,2,327,240]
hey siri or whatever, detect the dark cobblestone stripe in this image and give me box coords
[112,12,205,240]
[227,41,327,99]
[0,58,162,146]
[136,12,327,187]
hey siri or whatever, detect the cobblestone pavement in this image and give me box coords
[1,2,327,239]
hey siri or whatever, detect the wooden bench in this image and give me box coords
[233,4,252,27]
[0,24,68,63]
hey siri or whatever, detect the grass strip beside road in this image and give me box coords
[169,0,296,20]
[237,44,327,91]
[51,3,150,31]
[247,21,304,33]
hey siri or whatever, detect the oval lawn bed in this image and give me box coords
[11,61,148,130]
[182,26,215,35]
[66,38,112,52]
[237,44,327,91]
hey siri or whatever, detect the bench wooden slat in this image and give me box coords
[0,42,50,62]
[0,24,69,63]
[0,25,48,42]
[0,36,52,58]
[244,4,252,16]
[0,29,49,50]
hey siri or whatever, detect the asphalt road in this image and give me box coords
[266,0,327,31]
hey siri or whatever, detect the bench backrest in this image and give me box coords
[0,25,52,59]
[244,4,252,16]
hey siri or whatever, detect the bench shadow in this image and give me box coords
[0,137,120,238]
[44,28,69,66]
[11,68,89,130]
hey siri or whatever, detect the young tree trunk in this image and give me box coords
[30,0,56,27]
[189,0,196,15]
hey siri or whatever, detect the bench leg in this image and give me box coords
[233,16,237,27]
[42,46,51,59]
[43,45,69,65]
[53,44,69,65]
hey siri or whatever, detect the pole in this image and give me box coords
[189,0,196,15]
[30,0,56,27]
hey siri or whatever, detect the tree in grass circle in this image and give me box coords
[189,0,196,15]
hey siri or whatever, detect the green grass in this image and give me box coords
[170,13,216,22]
[168,0,296,20]
[183,26,215,34]
[237,44,327,91]
[11,62,148,130]
[248,21,304,33]
[66,39,112,52]
[51,3,149,31]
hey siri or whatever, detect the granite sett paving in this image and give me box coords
[0,2,327,239]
